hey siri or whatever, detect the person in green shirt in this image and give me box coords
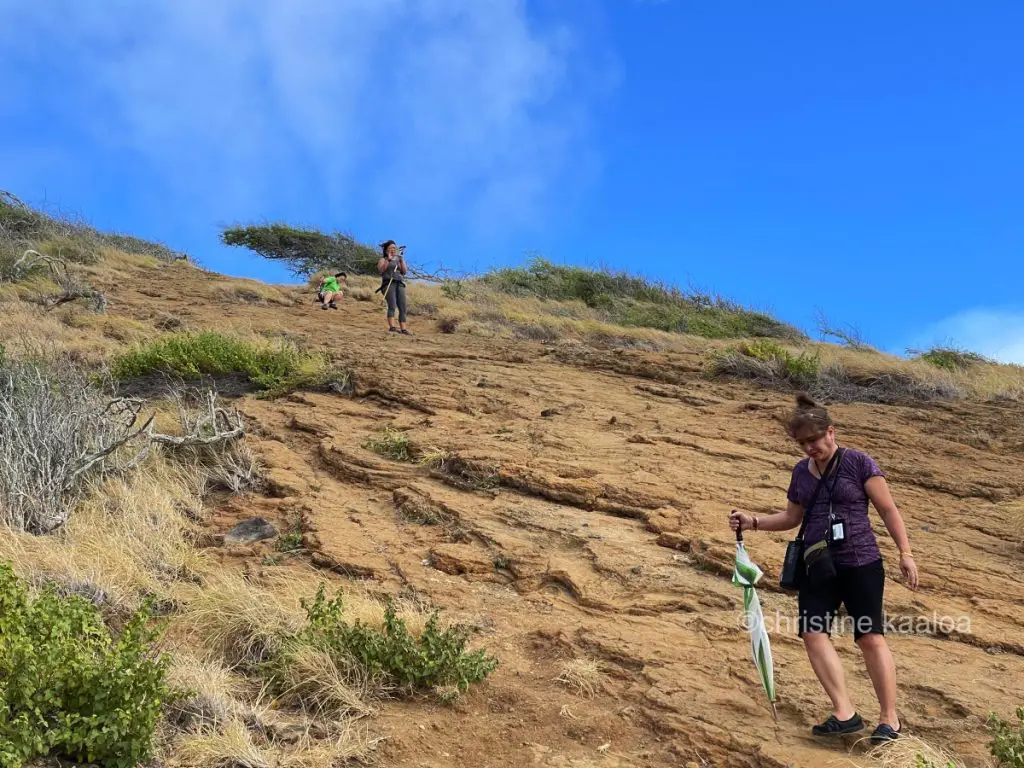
[317,271,346,310]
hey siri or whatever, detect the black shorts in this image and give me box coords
[798,558,885,641]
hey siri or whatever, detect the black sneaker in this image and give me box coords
[811,713,864,736]
[869,722,902,744]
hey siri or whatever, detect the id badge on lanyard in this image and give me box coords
[828,503,846,545]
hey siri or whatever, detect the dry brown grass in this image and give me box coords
[172,720,273,768]
[554,657,605,699]
[210,279,297,307]
[165,653,248,733]
[421,282,711,354]
[272,641,378,719]
[178,567,318,665]
[0,454,208,614]
[59,307,155,344]
[855,734,967,768]
[0,297,119,362]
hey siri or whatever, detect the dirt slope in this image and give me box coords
[95,261,1024,767]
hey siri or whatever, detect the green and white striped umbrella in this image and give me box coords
[732,528,778,720]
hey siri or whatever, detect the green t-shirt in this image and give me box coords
[322,276,340,293]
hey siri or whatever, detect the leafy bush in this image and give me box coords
[272,585,498,696]
[989,706,1024,768]
[0,562,170,768]
[112,331,316,393]
[0,357,150,533]
[481,257,804,341]
[913,346,991,372]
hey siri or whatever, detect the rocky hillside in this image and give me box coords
[1,238,1022,768]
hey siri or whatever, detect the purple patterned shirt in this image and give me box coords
[786,448,885,568]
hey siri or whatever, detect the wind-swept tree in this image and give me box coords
[220,223,380,278]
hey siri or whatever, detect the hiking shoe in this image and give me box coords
[811,713,864,736]
[869,722,901,744]
[328,302,338,309]
[388,327,399,333]
[400,329,411,335]
[321,304,329,310]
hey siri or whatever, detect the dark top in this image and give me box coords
[786,447,884,568]
[380,257,406,287]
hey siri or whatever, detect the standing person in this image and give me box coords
[728,394,919,744]
[376,240,410,334]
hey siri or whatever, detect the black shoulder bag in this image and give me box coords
[779,448,845,592]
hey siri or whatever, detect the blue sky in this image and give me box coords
[2,1,1023,362]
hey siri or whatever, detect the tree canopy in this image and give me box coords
[221,223,380,278]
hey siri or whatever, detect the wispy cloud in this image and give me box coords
[908,308,1024,365]
[0,0,612,242]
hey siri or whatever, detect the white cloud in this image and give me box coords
[0,0,611,238]
[909,308,1024,365]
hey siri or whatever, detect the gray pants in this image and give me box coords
[385,282,407,323]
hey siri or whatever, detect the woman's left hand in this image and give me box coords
[900,553,919,590]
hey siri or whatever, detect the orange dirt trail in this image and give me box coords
[99,262,1024,767]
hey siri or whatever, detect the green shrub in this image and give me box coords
[0,562,170,768]
[112,331,314,393]
[710,339,821,386]
[363,426,414,462]
[989,706,1024,768]
[273,585,498,695]
[913,346,991,372]
[481,256,803,341]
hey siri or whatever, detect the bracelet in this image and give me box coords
[753,516,759,532]
[899,550,913,557]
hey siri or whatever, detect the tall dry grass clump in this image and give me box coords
[0,453,207,615]
[0,354,153,533]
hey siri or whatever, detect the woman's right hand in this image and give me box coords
[729,509,753,532]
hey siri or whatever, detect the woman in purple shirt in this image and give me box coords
[729,394,919,744]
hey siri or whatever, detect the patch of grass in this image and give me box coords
[1,191,186,265]
[210,280,296,307]
[912,345,992,372]
[277,533,304,552]
[707,339,821,389]
[173,720,272,768]
[862,736,966,768]
[554,658,604,699]
[112,331,323,394]
[0,561,170,768]
[481,256,804,341]
[363,426,415,462]
[179,569,313,667]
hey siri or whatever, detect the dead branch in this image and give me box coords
[147,389,246,448]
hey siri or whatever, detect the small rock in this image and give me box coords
[608,415,618,425]
[224,517,278,546]
[541,408,560,418]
